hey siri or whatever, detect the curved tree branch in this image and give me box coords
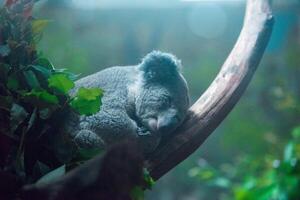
[146,0,274,180]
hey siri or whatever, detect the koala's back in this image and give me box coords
[66,66,139,144]
[74,66,136,101]
[72,67,134,117]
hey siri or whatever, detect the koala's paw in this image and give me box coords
[136,126,161,153]
[74,130,105,149]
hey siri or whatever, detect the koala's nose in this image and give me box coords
[148,118,158,132]
[157,116,179,133]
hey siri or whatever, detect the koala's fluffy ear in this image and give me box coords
[139,51,182,81]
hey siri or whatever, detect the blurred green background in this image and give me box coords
[29,0,300,199]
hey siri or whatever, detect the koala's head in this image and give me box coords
[134,51,190,136]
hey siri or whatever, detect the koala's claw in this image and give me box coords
[137,127,151,136]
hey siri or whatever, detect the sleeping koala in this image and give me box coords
[65,51,190,153]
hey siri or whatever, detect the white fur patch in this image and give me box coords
[127,68,144,99]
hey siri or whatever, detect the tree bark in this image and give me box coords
[146,0,274,180]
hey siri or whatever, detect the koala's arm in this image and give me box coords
[72,108,160,153]
[74,130,105,149]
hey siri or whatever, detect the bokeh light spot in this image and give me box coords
[187,3,227,39]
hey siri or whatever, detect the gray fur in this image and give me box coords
[64,51,190,153]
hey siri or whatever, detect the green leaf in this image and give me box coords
[7,76,19,90]
[76,87,103,100]
[70,97,100,116]
[48,74,75,94]
[130,186,144,200]
[54,68,80,81]
[36,58,55,70]
[36,165,66,186]
[31,65,52,78]
[0,95,12,111]
[23,70,40,89]
[70,87,103,116]
[30,90,58,104]
[0,45,10,57]
[75,147,103,162]
[26,108,37,132]
[143,168,155,189]
[292,126,300,139]
[10,103,29,133]
[24,89,59,105]
[32,19,50,35]
[39,93,58,104]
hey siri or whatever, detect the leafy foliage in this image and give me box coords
[0,1,155,200]
[130,168,156,200]
[0,0,103,190]
[189,127,300,200]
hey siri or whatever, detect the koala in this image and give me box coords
[64,51,190,153]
